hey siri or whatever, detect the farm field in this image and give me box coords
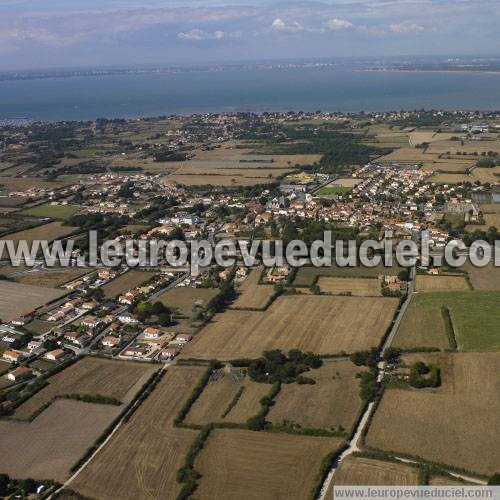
[101,270,156,298]
[182,295,399,360]
[0,280,66,322]
[185,369,271,425]
[70,365,205,500]
[429,172,472,184]
[415,275,470,292]
[16,204,80,221]
[331,456,419,486]
[13,268,90,288]
[232,268,276,310]
[194,429,344,500]
[471,166,500,184]
[393,291,500,351]
[421,159,474,173]
[464,262,500,290]
[173,165,294,178]
[166,174,277,186]
[268,360,364,432]
[467,213,500,231]
[318,186,352,196]
[366,353,500,475]
[15,357,156,420]
[318,277,382,296]
[377,148,439,163]
[427,138,500,155]
[294,263,404,287]
[156,286,219,316]
[0,400,122,481]
[333,178,362,188]
[1,221,77,245]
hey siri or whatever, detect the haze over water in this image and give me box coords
[2,67,500,121]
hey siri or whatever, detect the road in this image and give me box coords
[381,265,416,357]
[51,364,169,499]
[317,265,485,498]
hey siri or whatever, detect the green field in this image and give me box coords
[317,186,352,196]
[17,204,80,221]
[396,291,500,352]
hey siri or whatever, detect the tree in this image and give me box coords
[488,473,500,485]
[19,478,37,495]
[384,347,402,365]
[158,312,172,327]
[247,414,266,431]
[0,474,10,496]
[152,301,169,316]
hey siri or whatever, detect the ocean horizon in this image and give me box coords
[2,67,500,121]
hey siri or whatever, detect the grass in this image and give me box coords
[394,291,500,352]
[318,186,352,196]
[17,204,80,221]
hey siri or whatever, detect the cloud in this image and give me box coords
[389,21,426,33]
[177,28,241,41]
[324,18,353,30]
[271,18,306,33]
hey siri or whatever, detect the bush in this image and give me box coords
[248,349,322,384]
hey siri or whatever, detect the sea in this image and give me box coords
[2,67,500,121]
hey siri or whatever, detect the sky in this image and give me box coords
[0,0,499,71]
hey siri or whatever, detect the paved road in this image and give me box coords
[381,265,416,357]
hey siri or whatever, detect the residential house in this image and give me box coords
[124,346,148,358]
[7,367,33,382]
[160,347,180,359]
[176,334,193,345]
[118,313,139,325]
[143,327,161,339]
[44,349,66,361]
[102,336,121,348]
[2,350,24,363]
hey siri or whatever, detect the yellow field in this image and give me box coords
[195,429,344,500]
[71,365,206,500]
[415,275,470,292]
[15,357,156,420]
[268,361,363,432]
[0,280,66,322]
[156,286,219,315]
[185,370,270,425]
[166,174,278,186]
[463,262,500,290]
[421,159,474,173]
[429,172,472,184]
[366,353,500,475]
[2,221,77,245]
[318,277,382,296]
[182,295,399,360]
[471,167,500,184]
[428,139,500,155]
[0,400,122,481]
[474,214,500,230]
[13,269,90,288]
[101,270,156,298]
[233,268,276,310]
[332,456,419,486]
[377,148,439,163]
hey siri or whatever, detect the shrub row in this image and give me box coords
[176,425,213,500]
[174,361,220,426]
[69,368,163,473]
